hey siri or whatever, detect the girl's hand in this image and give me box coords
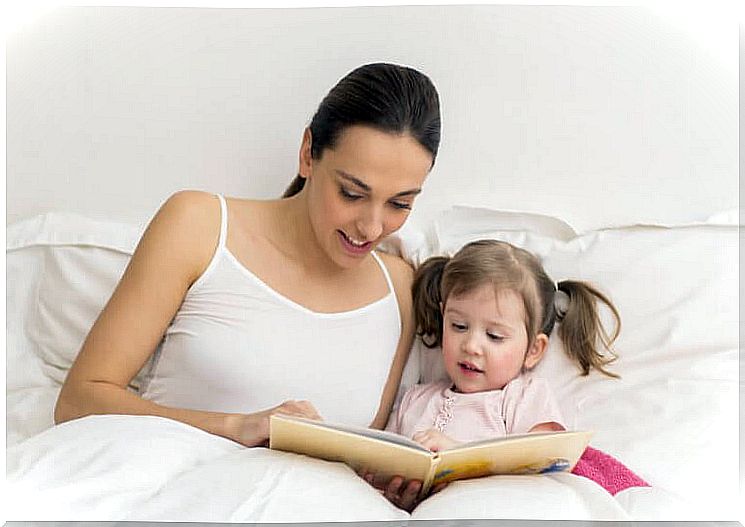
[226,400,323,447]
[529,421,565,433]
[412,428,461,452]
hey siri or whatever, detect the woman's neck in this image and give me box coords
[269,193,349,278]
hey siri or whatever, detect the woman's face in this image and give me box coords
[300,125,433,269]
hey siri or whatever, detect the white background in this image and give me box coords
[1,1,743,524]
[4,2,740,232]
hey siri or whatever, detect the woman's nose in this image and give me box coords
[356,206,384,241]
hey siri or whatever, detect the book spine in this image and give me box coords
[420,454,440,497]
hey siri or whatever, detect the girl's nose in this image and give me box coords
[462,333,482,355]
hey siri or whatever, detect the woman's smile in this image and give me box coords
[337,229,373,256]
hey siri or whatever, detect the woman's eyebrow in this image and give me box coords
[336,170,421,198]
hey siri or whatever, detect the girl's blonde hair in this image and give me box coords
[412,239,621,378]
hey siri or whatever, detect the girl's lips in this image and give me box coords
[459,362,484,375]
[337,230,372,256]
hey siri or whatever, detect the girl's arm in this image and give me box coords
[54,191,320,446]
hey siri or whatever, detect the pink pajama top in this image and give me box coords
[388,374,565,442]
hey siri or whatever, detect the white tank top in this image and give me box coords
[140,194,402,427]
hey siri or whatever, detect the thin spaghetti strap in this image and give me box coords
[215,194,228,250]
[371,251,395,295]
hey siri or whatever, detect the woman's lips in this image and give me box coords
[338,230,372,256]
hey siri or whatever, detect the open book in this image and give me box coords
[269,415,592,496]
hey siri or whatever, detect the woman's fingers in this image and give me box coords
[397,479,422,511]
[383,476,422,512]
[273,400,322,420]
[293,400,322,420]
[385,476,404,499]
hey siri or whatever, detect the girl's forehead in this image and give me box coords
[447,284,526,324]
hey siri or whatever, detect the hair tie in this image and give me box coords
[554,289,570,320]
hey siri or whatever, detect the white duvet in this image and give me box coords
[7,414,639,522]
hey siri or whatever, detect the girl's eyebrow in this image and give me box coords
[444,306,515,332]
[336,170,422,198]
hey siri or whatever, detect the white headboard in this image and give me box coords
[6,5,738,232]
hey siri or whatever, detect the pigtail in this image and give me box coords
[555,280,621,378]
[412,256,449,348]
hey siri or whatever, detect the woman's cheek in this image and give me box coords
[384,212,409,236]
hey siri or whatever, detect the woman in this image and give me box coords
[53,62,441,513]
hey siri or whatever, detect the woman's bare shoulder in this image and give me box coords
[377,251,414,290]
[144,190,223,283]
[376,251,414,316]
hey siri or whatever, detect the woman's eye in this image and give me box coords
[389,201,412,211]
[340,187,362,201]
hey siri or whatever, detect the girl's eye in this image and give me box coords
[451,323,467,332]
[487,333,504,342]
[340,187,362,201]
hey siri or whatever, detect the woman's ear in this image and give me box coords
[298,128,313,179]
[524,333,549,370]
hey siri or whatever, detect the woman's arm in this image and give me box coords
[363,252,425,510]
[54,190,319,446]
[368,252,416,430]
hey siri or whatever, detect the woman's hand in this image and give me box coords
[226,400,323,447]
[358,469,423,512]
[357,469,449,511]
[412,428,461,452]
[357,428,458,510]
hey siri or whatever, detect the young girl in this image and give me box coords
[388,238,620,450]
[378,239,647,502]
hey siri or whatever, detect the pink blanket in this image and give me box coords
[571,446,649,495]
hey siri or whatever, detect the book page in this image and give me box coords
[276,416,430,451]
[445,430,575,450]
[432,431,592,486]
[270,415,436,485]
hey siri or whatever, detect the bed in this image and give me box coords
[6,3,740,524]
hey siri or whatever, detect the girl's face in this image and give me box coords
[441,283,548,394]
[299,125,432,269]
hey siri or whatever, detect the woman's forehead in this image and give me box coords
[324,126,432,187]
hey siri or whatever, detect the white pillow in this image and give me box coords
[7,212,145,389]
[401,206,738,519]
[536,224,739,519]
[378,205,578,266]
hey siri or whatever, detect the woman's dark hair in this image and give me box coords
[412,240,622,379]
[282,63,441,198]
